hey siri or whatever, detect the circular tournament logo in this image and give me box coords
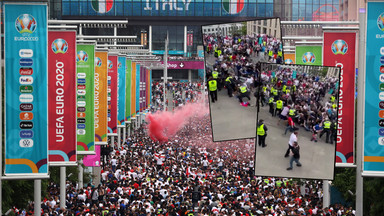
[108,60,113,69]
[331,39,348,55]
[95,57,102,67]
[76,50,88,63]
[284,59,293,64]
[302,52,315,64]
[222,1,244,14]
[378,12,384,31]
[51,38,69,54]
[117,61,122,69]
[15,14,37,34]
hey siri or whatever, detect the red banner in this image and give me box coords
[108,55,118,134]
[48,31,77,165]
[323,32,355,164]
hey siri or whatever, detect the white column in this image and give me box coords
[60,167,66,209]
[111,136,115,149]
[188,69,192,82]
[149,25,152,52]
[184,25,187,56]
[34,180,41,216]
[323,180,330,208]
[355,3,365,216]
[78,160,84,189]
[117,128,121,149]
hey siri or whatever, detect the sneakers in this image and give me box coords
[286,167,292,170]
[297,164,302,167]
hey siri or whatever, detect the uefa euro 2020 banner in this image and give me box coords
[48,31,77,166]
[76,44,95,154]
[95,51,108,145]
[4,3,48,176]
[117,56,126,127]
[128,60,134,120]
[83,145,101,167]
[364,2,384,174]
[295,46,322,66]
[323,32,356,165]
[107,54,118,135]
[136,63,141,113]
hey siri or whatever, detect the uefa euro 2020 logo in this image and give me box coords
[108,60,113,69]
[15,14,37,34]
[95,57,102,67]
[285,59,293,64]
[331,40,348,55]
[76,51,88,63]
[378,12,384,31]
[51,39,68,54]
[118,62,122,69]
[302,52,315,64]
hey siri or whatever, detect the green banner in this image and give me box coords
[126,59,131,121]
[76,44,95,154]
[295,46,322,66]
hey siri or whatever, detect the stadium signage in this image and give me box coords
[144,0,192,11]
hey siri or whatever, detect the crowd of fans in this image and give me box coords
[152,81,204,110]
[260,66,339,144]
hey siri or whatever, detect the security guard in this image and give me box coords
[238,84,251,104]
[275,98,283,117]
[225,75,234,97]
[330,95,336,103]
[330,121,337,144]
[288,106,296,119]
[320,119,332,143]
[268,96,275,115]
[212,69,219,79]
[257,119,268,147]
[208,76,218,103]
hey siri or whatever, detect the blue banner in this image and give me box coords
[4,3,48,176]
[62,0,273,18]
[364,2,384,173]
[136,63,141,113]
[117,56,126,126]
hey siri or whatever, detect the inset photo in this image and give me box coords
[254,63,339,180]
[203,18,282,142]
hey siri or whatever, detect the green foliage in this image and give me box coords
[332,168,356,205]
[2,180,35,212]
[363,177,384,215]
[241,22,247,35]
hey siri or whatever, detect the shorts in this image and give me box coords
[279,115,287,120]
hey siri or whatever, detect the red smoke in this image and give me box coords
[146,102,208,142]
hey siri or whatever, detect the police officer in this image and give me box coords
[212,68,219,79]
[257,119,268,147]
[288,106,296,120]
[238,84,251,104]
[208,76,218,103]
[225,75,234,97]
[320,118,332,143]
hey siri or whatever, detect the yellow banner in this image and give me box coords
[131,62,136,117]
[284,53,295,64]
[94,51,108,144]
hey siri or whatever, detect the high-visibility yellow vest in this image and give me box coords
[282,85,286,93]
[286,89,290,94]
[212,71,218,79]
[263,86,267,92]
[332,103,337,109]
[331,96,335,103]
[264,178,269,184]
[272,89,278,96]
[225,76,232,83]
[257,124,265,136]
[269,50,273,56]
[324,121,331,129]
[218,50,222,56]
[276,180,282,187]
[292,85,296,92]
[276,100,283,109]
[240,86,247,93]
[289,109,296,116]
[269,97,274,103]
[208,80,217,91]
[278,51,282,57]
